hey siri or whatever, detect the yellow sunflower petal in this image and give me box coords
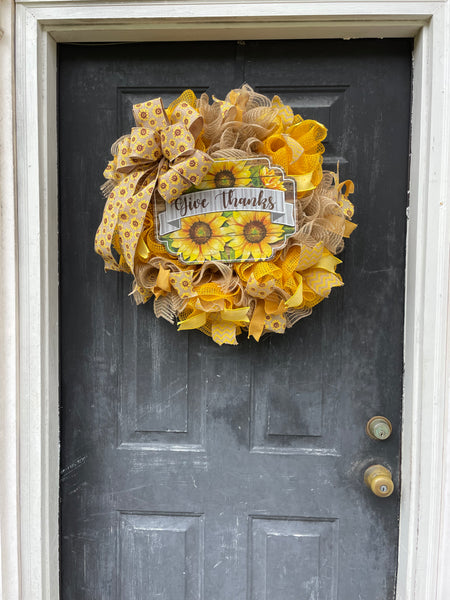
[188,245,201,262]
[259,242,273,257]
[265,233,284,244]
[232,211,251,225]
[227,235,245,249]
[239,247,252,261]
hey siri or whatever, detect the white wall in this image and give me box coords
[0,0,20,598]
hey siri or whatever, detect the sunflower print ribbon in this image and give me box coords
[95,98,212,273]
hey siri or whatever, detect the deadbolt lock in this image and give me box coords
[364,465,394,498]
[366,416,392,440]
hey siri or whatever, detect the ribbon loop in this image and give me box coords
[160,124,196,161]
[115,136,135,172]
[171,101,204,139]
[133,98,169,129]
[157,164,192,204]
[129,127,162,163]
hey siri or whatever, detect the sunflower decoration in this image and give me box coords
[164,213,230,262]
[196,160,252,189]
[259,166,286,191]
[227,211,286,261]
[95,84,357,345]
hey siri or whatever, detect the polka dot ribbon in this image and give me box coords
[95,98,212,273]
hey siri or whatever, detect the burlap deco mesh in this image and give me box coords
[154,295,179,323]
[286,307,313,327]
[197,86,279,159]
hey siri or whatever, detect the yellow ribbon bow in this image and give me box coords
[95,98,212,273]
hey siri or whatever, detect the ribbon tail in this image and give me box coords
[156,265,172,292]
[296,242,324,271]
[304,269,343,298]
[344,221,357,238]
[211,320,239,346]
[178,310,207,331]
[291,173,314,192]
[221,307,250,323]
[248,301,266,342]
[264,314,287,334]
[95,187,125,272]
[285,276,303,308]
[95,173,157,274]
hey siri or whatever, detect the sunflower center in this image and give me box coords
[243,221,267,243]
[214,170,236,188]
[189,221,212,245]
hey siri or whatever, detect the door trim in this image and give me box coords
[6,1,450,598]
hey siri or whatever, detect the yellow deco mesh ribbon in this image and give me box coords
[96,86,357,345]
[240,243,344,341]
[194,85,327,193]
[95,98,212,273]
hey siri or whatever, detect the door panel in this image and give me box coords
[59,40,411,599]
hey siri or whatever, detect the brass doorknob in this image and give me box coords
[366,416,392,440]
[364,465,394,497]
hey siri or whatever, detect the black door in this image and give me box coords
[59,39,411,599]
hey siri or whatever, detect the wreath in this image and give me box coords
[95,85,356,345]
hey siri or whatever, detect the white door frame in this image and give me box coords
[4,1,449,598]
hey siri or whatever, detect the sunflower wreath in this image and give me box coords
[95,85,356,345]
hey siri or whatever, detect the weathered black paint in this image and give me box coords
[59,39,411,599]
